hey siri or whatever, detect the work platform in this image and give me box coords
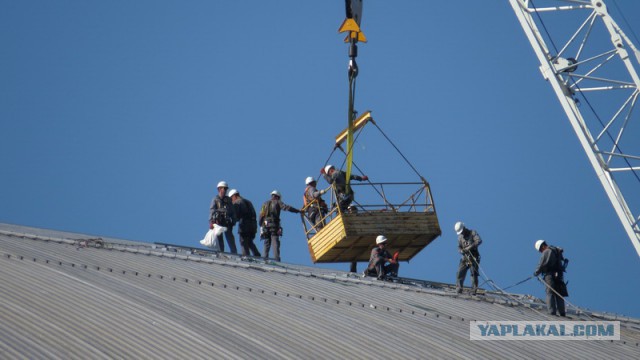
[302,181,442,263]
[308,211,441,263]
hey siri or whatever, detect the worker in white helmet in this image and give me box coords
[454,221,482,295]
[209,181,237,254]
[302,176,328,230]
[363,235,399,280]
[533,239,568,317]
[320,165,368,213]
[259,190,302,262]
[229,189,261,258]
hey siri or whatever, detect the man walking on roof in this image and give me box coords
[303,176,328,231]
[259,190,302,262]
[534,239,567,317]
[363,235,399,280]
[454,221,482,295]
[209,181,237,254]
[229,189,261,258]
[320,165,368,212]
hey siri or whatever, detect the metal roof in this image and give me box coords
[1,222,639,359]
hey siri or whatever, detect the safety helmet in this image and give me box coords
[324,165,335,174]
[228,189,238,197]
[376,235,388,245]
[305,176,316,185]
[454,221,465,235]
[534,239,546,251]
[271,190,281,198]
[217,181,228,188]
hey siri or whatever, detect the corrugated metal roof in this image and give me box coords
[1,223,639,359]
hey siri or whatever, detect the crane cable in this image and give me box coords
[371,121,426,182]
[529,0,640,186]
[344,36,359,195]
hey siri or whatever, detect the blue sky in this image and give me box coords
[2,1,639,318]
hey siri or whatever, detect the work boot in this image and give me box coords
[456,287,462,294]
[471,287,478,296]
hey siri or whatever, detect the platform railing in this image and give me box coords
[301,181,437,240]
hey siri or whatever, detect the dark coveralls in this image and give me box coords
[232,196,261,257]
[456,228,482,294]
[259,199,300,262]
[210,195,237,254]
[534,246,566,316]
[322,170,365,212]
[364,246,399,279]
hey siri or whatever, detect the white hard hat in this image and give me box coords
[454,221,464,235]
[324,165,334,173]
[535,239,546,251]
[305,176,316,185]
[271,190,281,197]
[228,189,238,197]
[376,235,388,245]
[217,181,228,188]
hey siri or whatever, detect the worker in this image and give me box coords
[320,165,368,212]
[209,181,237,254]
[259,190,302,262]
[229,189,261,258]
[303,176,328,230]
[533,239,567,317]
[454,221,482,295]
[363,235,399,280]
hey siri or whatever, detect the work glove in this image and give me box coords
[319,189,327,195]
[209,221,214,229]
[320,167,326,174]
[361,175,368,181]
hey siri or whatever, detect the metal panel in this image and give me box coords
[1,223,639,359]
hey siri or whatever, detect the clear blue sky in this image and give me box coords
[2,1,639,318]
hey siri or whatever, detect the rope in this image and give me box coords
[501,275,534,291]
[334,144,390,205]
[529,0,640,186]
[611,0,640,46]
[466,249,595,319]
[464,253,556,318]
[536,275,596,320]
[371,121,423,180]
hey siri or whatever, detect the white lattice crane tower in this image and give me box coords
[509,0,640,256]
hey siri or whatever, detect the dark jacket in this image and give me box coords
[232,197,257,236]
[368,246,392,268]
[259,199,300,229]
[323,170,364,194]
[458,229,482,257]
[210,195,236,227]
[534,246,563,276]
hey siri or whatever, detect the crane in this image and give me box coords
[509,0,640,257]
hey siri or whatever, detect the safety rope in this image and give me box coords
[465,253,559,318]
[536,275,596,321]
[501,275,534,291]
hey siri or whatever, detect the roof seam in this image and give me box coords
[3,229,639,325]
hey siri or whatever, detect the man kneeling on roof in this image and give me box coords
[363,235,399,280]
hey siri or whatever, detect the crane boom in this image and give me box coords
[509,0,640,257]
